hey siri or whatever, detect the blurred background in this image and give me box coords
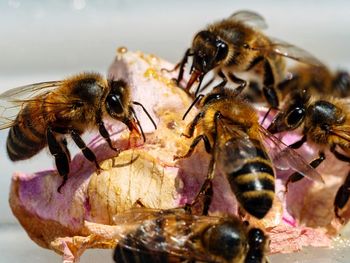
[0,0,349,262]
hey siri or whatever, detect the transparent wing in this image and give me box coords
[228,10,268,30]
[252,37,325,68]
[113,208,221,262]
[259,126,324,183]
[0,81,62,100]
[215,118,259,174]
[0,81,67,130]
[329,125,350,143]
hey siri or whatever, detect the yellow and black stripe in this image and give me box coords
[6,106,46,161]
[227,139,275,219]
[113,216,182,263]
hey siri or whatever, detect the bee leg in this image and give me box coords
[70,129,102,172]
[262,59,279,109]
[210,70,227,93]
[46,127,70,193]
[61,138,71,161]
[285,151,325,191]
[184,179,214,215]
[330,145,350,163]
[227,72,247,95]
[189,157,216,215]
[176,48,192,85]
[334,171,350,222]
[97,121,120,152]
[173,134,211,160]
[288,135,307,149]
[181,111,205,138]
[182,94,204,120]
[202,180,214,215]
[197,76,216,94]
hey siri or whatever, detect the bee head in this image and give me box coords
[105,79,157,142]
[192,30,229,74]
[267,91,308,133]
[106,79,139,133]
[106,79,129,117]
[201,219,247,261]
[245,228,268,263]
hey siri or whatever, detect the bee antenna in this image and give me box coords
[132,101,157,130]
[130,107,146,142]
[182,94,204,120]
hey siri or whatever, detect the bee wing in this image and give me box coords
[228,10,268,30]
[216,119,260,173]
[329,125,350,143]
[259,126,324,183]
[0,81,64,130]
[0,81,61,100]
[113,208,221,262]
[252,37,325,68]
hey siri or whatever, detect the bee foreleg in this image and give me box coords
[288,135,307,149]
[173,134,211,161]
[46,127,70,193]
[334,171,350,222]
[197,75,216,94]
[176,48,193,85]
[285,151,325,191]
[181,111,205,138]
[262,59,279,109]
[182,94,204,120]
[70,129,102,171]
[98,121,120,152]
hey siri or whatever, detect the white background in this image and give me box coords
[0,0,349,262]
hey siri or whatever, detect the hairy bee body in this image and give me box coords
[7,102,47,161]
[7,73,106,161]
[177,10,321,108]
[206,19,285,80]
[113,209,268,263]
[206,95,275,218]
[278,65,350,99]
[223,137,275,219]
[1,72,156,191]
[177,88,275,219]
[268,82,350,220]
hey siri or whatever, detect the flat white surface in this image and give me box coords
[0,0,350,262]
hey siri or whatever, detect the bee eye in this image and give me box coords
[215,40,228,61]
[106,94,124,116]
[285,107,305,128]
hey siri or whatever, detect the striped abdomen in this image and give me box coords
[7,104,47,161]
[226,139,275,219]
[113,230,185,263]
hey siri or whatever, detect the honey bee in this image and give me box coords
[0,72,156,192]
[174,10,323,110]
[267,90,350,220]
[277,64,350,98]
[112,208,269,263]
[174,87,323,219]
